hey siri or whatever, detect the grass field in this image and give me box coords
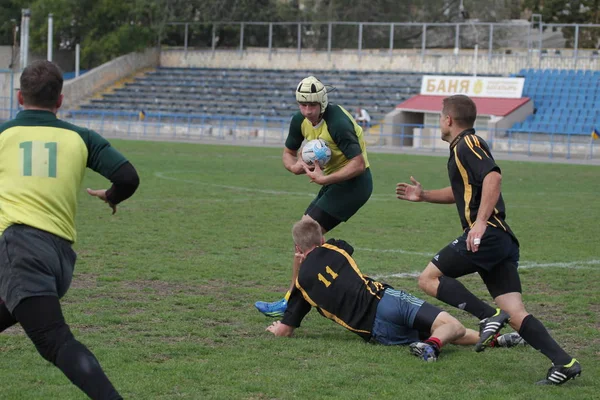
[0,139,598,400]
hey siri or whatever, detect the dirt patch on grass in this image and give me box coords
[71,273,100,290]
[1,325,24,336]
[70,273,229,298]
[121,279,227,297]
[589,303,600,330]
[524,302,569,325]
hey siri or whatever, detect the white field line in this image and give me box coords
[360,248,600,280]
[155,170,599,276]
[155,171,396,200]
[355,247,433,257]
[155,171,314,197]
[155,171,572,208]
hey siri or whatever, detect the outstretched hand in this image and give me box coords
[396,176,424,202]
[86,188,117,215]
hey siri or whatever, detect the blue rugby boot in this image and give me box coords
[255,298,287,318]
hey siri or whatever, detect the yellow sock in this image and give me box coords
[284,291,291,301]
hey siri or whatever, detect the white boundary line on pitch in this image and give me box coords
[155,171,396,200]
[369,259,600,280]
[154,171,573,209]
[355,247,433,256]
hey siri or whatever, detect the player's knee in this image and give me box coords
[436,311,466,337]
[454,321,467,338]
[29,322,74,364]
[417,272,435,295]
[418,263,442,296]
[507,311,529,330]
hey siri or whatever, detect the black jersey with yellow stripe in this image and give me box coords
[447,129,518,244]
[281,239,388,341]
[0,110,128,242]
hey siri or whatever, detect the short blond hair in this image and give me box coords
[292,219,323,251]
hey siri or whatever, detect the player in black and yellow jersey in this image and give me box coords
[0,60,139,399]
[266,219,523,361]
[396,95,581,384]
[256,76,372,318]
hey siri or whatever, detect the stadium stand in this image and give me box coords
[509,69,600,135]
[75,67,426,123]
[73,66,599,140]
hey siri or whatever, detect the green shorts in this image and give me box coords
[0,224,76,313]
[305,168,373,231]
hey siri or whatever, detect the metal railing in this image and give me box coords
[0,69,16,122]
[162,21,600,70]
[0,105,596,160]
[35,110,598,161]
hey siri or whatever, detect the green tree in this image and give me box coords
[0,1,22,45]
[0,0,21,68]
[523,0,600,48]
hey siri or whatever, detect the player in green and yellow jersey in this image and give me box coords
[255,76,372,317]
[0,60,139,399]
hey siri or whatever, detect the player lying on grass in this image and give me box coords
[265,219,525,362]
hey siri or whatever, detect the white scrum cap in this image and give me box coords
[295,76,328,114]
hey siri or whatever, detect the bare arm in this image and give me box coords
[477,171,501,224]
[396,176,455,204]
[466,171,502,252]
[282,147,306,175]
[304,154,366,185]
[422,187,455,204]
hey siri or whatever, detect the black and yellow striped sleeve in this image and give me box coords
[281,287,312,327]
[457,135,500,184]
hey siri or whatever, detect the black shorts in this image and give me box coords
[431,227,522,298]
[305,168,372,232]
[0,224,76,313]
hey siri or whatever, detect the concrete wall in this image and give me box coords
[160,48,600,75]
[69,117,599,160]
[67,118,288,145]
[1,45,77,73]
[0,46,18,70]
[0,70,19,120]
[62,48,160,110]
[382,111,422,147]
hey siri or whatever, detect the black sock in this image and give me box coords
[13,296,123,400]
[0,300,17,332]
[55,339,123,400]
[436,276,496,320]
[518,314,572,366]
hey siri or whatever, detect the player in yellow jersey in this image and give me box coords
[0,60,139,399]
[255,76,372,317]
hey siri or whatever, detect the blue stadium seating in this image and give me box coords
[511,69,600,136]
[77,68,454,123]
